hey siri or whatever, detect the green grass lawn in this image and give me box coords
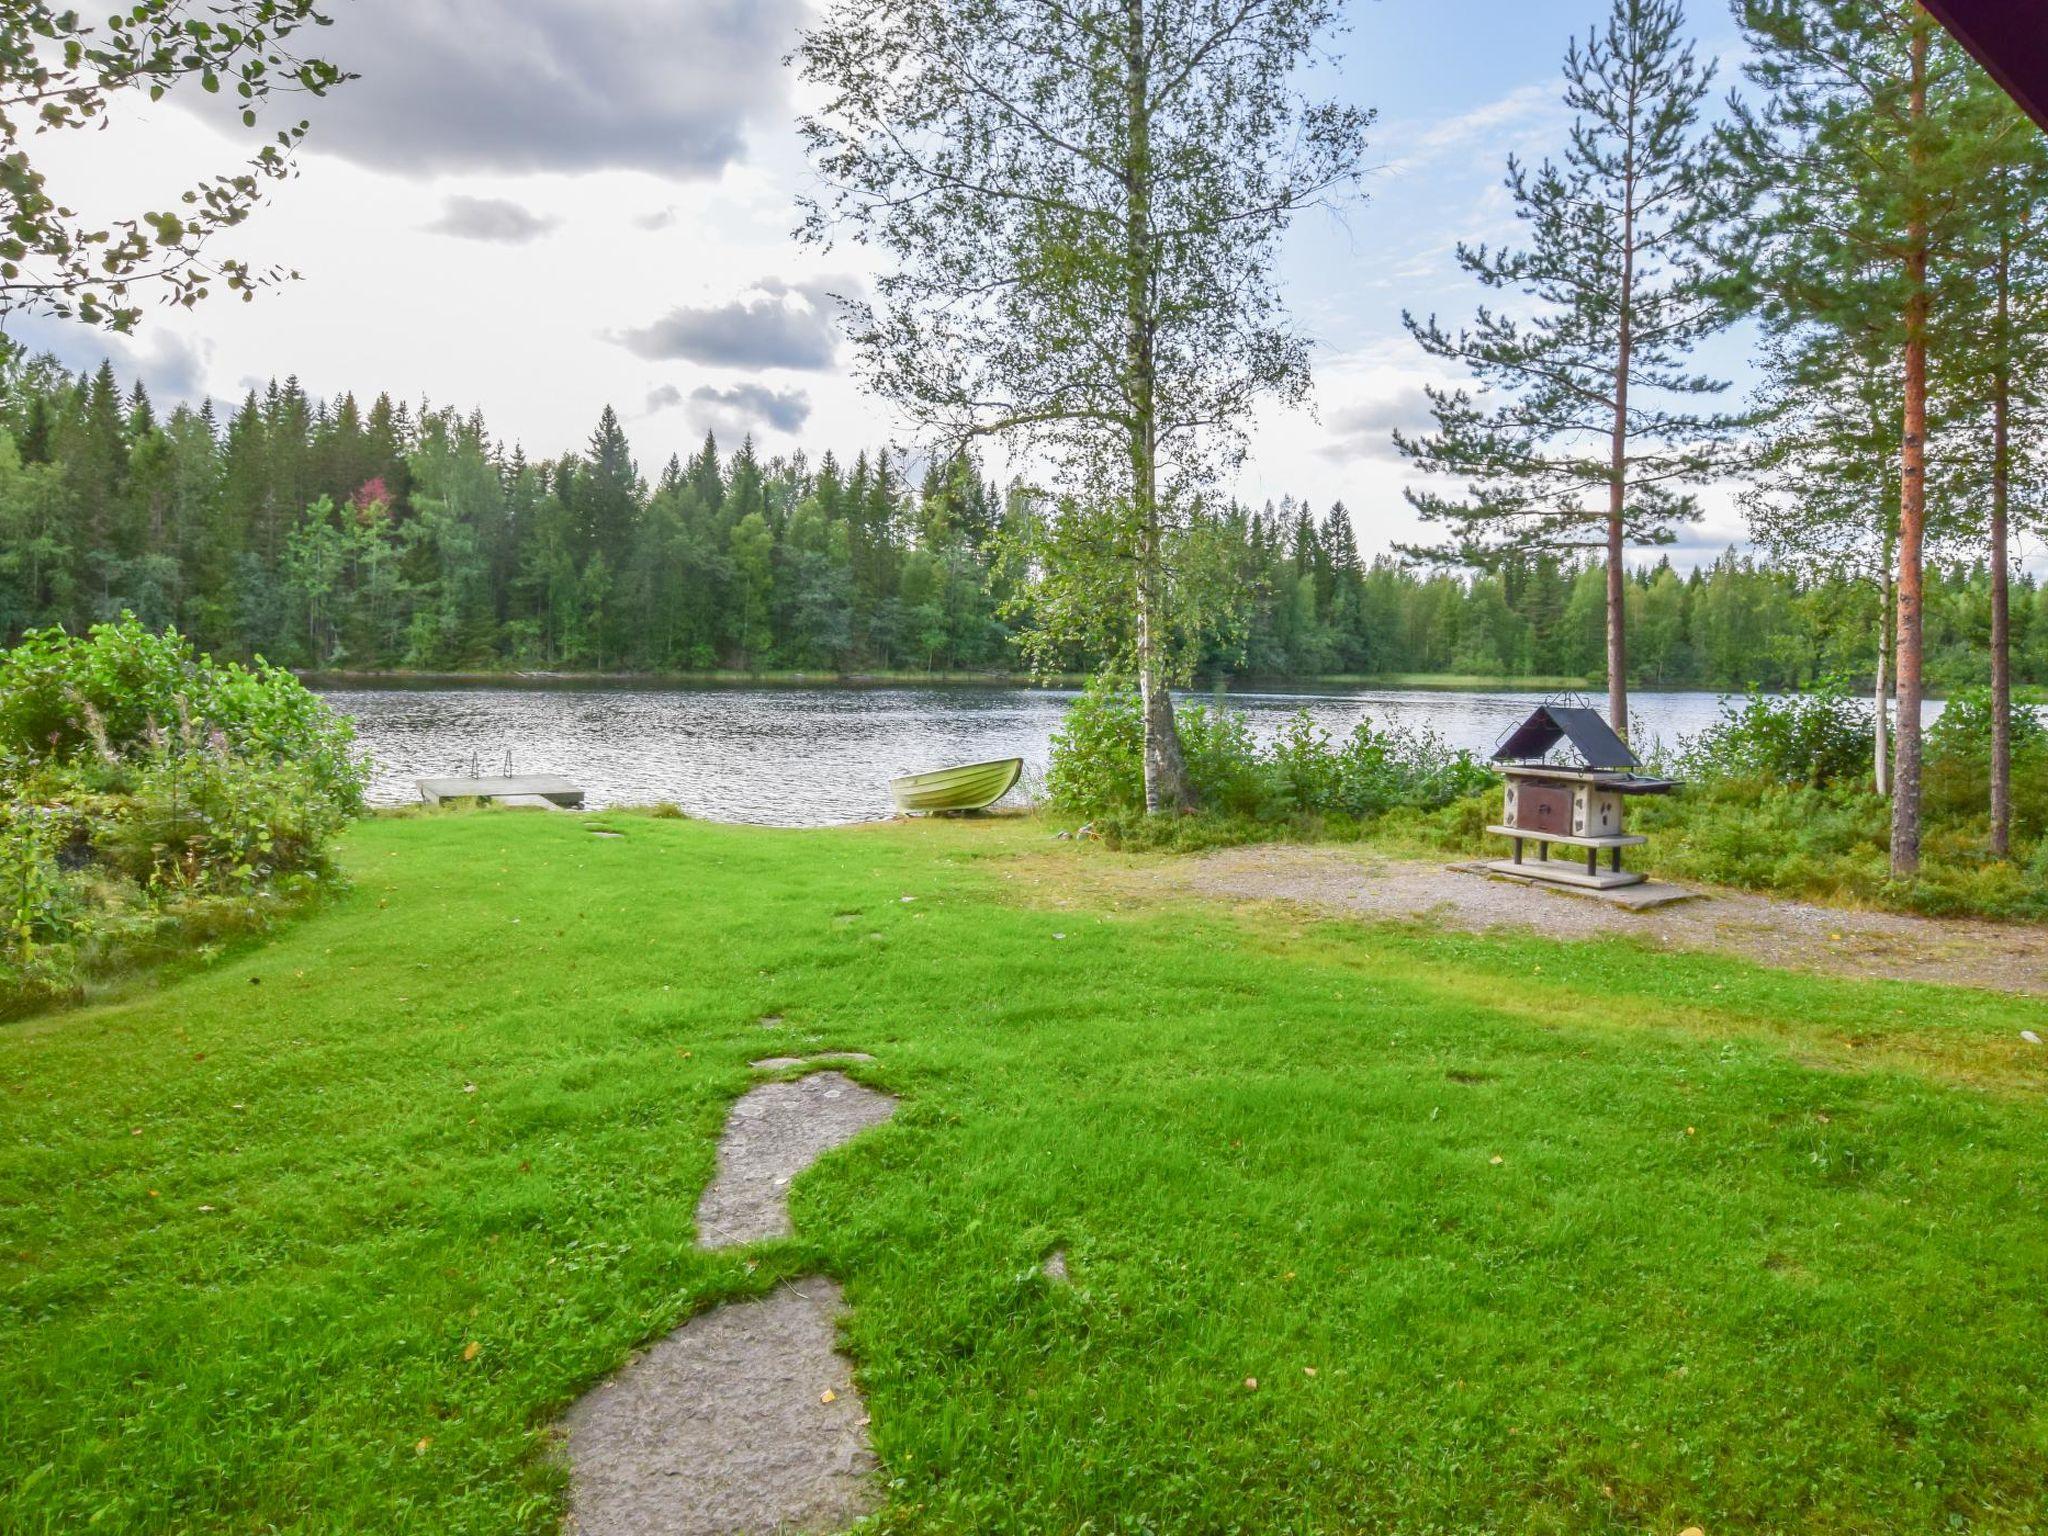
[3,811,2045,1534]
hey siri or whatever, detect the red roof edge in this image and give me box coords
[1921,0,2048,134]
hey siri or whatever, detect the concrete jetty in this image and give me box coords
[416,774,585,808]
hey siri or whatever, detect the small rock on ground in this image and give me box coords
[1042,1248,1069,1282]
[563,1276,878,1536]
[696,1072,897,1249]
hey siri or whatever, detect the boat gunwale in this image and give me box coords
[888,756,1024,811]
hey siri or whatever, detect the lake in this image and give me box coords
[319,681,1853,825]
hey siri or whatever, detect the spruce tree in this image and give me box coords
[1397,0,1736,740]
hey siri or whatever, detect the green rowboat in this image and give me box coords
[889,756,1024,813]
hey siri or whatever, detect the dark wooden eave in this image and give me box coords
[1922,0,2048,133]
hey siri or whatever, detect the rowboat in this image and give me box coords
[888,756,1024,814]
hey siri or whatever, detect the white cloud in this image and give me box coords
[0,311,212,402]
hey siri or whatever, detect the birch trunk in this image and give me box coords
[1125,0,1191,814]
[1874,567,1893,797]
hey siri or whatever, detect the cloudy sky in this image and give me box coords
[12,0,1774,566]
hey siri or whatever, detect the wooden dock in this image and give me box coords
[416,774,585,809]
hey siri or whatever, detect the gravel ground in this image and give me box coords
[562,1276,879,1536]
[1151,844,2048,996]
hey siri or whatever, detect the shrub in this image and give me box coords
[1675,680,1876,788]
[1045,684,1492,837]
[1924,687,2048,845]
[1175,704,1271,818]
[1926,685,2048,762]
[0,619,366,1014]
[1045,679,1146,816]
[0,805,84,1016]
[1332,716,1494,817]
[0,617,364,809]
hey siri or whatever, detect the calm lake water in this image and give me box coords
[318,681,1850,826]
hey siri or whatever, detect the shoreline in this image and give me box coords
[295,668,2007,702]
[300,667,1629,694]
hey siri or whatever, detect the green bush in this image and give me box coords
[1044,680,1145,814]
[1045,683,1491,841]
[1175,705,1272,818]
[1927,686,2048,761]
[0,616,364,807]
[1674,681,1876,788]
[1,619,366,1014]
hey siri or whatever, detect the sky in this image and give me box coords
[10,0,1784,568]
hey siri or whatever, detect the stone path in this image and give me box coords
[562,1277,879,1536]
[563,1064,898,1535]
[695,1071,898,1249]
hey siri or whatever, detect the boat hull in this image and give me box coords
[889,757,1024,813]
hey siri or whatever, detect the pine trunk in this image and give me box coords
[1606,121,1637,741]
[1874,566,1893,796]
[1125,0,1191,815]
[1989,212,2013,858]
[1890,22,1929,880]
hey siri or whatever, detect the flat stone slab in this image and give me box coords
[563,1276,879,1536]
[1456,861,1700,909]
[748,1052,877,1071]
[696,1072,897,1249]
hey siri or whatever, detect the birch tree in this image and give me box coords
[794,0,1369,811]
[1396,0,1737,742]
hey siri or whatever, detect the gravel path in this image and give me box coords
[562,1277,879,1536]
[695,1071,898,1250]
[1152,844,2048,995]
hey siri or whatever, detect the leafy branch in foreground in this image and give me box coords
[0,1,348,334]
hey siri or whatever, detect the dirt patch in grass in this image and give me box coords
[1086,843,2048,997]
[562,1276,878,1536]
[695,1072,898,1249]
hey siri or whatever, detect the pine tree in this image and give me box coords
[1726,0,2008,875]
[1953,99,2048,858]
[1398,0,1737,739]
[1739,328,1904,791]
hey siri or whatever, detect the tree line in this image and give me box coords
[2,355,2041,690]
